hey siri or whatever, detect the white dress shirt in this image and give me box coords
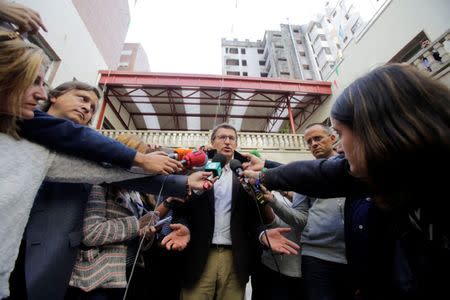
[212,164,233,245]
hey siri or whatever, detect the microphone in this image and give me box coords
[180,150,208,169]
[203,153,227,190]
[230,159,265,206]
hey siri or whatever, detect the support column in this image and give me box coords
[286,96,296,134]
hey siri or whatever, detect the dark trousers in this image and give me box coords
[302,255,354,300]
[65,287,125,300]
[251,261,302,300]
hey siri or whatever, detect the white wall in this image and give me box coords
[300,0,450,130]
[17,0,108,86]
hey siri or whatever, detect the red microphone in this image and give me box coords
[181,150,208,169]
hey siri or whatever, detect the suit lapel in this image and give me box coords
[231,175,239,214]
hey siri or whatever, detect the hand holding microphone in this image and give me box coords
[202,153,227,190]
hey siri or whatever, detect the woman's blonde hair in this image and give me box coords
[115,134,149,154]
[0,31,48,137]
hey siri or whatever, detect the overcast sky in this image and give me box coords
[126,0,329,74]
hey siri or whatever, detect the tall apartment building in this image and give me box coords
[222,0,389,80]
[222,24,321,81]
[118,43,151,71]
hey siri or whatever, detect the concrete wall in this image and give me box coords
[72,0,130,69]
[17,0,107,86]
[299,0,450,131]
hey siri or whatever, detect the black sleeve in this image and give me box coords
[263,157,369,198]
[264,160,283,169]
[111,174,188,198]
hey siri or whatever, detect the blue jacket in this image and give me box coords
[17,111,188,300]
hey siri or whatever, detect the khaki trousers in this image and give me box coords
[181,248,245,300]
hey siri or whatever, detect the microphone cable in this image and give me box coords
[246,183,281,275]
[122,175,169,300]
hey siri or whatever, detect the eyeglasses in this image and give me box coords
[215,135,236,142]
[306,135,330,146]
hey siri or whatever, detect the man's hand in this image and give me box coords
[242,153,265,171]
[260,228,300,255]
[0,2,47,34]
[161,224,190,251]
[134,151,183,175]
[187,171,216,191]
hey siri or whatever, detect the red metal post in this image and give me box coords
[287,96,296,134]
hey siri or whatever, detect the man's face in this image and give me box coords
[48,89,98,125]
[304,125,335,159]
[211,128,237,162]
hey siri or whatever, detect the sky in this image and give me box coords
[126,0,329,75]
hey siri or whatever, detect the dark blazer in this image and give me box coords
[16,110,189,299]
[177,174,261,288]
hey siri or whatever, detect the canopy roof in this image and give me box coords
[98,71,332,132]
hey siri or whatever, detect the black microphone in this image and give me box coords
[229,159,266,205]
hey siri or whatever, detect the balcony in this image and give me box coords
[409,30,450,81]
[99,130,313,163]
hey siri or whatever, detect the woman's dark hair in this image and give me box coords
[331,63,450,209]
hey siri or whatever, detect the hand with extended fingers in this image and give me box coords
[161,223,190,251]
[260,228,300,255]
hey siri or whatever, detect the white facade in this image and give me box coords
[221,39,266,77]
[17,0,108,86]
[301,0,450,130]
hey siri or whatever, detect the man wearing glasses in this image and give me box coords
[178,123,261,300]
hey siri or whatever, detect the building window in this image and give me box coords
[293,29,299,33]
[345,13,350,20]
[226,59,239,66]
[343,36,348,43]
[229,48,238,54]
[241,48,246,54]
[299,51,306,56]
[225,48,229,53]
[259,60,266,66]
[242,60,247,66]
[28,33,61,85]
[275,45,284,49]
[121,49,132,56]
[243,72,248,76]
[296,39,302,44]
[257,49,264,54]
[260,72,268,77]
[118,61,129,67]
[316,23,322,29]
[332,11,337,18]
[278,58,287,61]
[280,72,290,75]
[351,18,362,34]
[303,64,310,70]
[324,48,332,55]
[226,71,240,75]
[101,118,115,130]
[273,33,282,37]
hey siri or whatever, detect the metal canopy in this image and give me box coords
[97,71,332,132]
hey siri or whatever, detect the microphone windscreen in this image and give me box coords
[183,150,208,168]
[229,159,242,174]
[174,148,193,160]
[212,153,227,168]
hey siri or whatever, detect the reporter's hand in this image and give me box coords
[161,224,190,251]
[260,228,300,255]
[187,171,215,191]
[134,151,183,175]
[0,2,47,34]
[241,153,265,171]
[138,211,159,228]
[241,170,260,185]
[260,185,274,202]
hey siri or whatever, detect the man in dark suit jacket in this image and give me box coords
[177,123,261,300]
[9,81,191,300]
